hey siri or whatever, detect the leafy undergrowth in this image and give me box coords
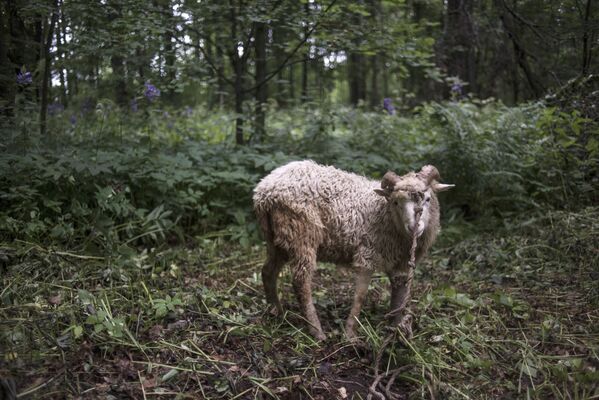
[1,207,598,399]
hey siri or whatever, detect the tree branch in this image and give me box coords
[243,0,339,94]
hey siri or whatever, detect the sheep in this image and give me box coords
[253,160,453,340]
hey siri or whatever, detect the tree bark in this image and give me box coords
[444,0,477,94]
[496,0,544,97]
[369,55,380,108]
[581,0,593,75]
[254,20,267,141]
[229,3,244,145]
[60,1,76,97]
[301,2,310,103]
[348,52,366,105]
[40,1,58,136]
[55,0,67,107]
[216,42,226,108]
[0,0,14,116]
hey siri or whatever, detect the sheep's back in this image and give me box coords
[253,161,384,256]
[254,160,377,214]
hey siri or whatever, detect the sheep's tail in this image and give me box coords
[255,206,274,246]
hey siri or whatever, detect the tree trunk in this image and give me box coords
[272,23,289,107]
[40,1,58,136]
[229,3,244,145]
[495,0,544,98]
[301,56,309,102]
[254,21,267,141]
[160,0,176,98]
[444,0,476,94]
[348,52,366,105]
[216,43,225,108]
[301,2,310,103]
[370,55,380,108]
[0,1,14,117]
[581,0,593,75]
[289,62,295,102]
[55,1,67,107]
[110,54,127,107]
[60,2,76,97]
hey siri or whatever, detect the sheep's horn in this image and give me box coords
[381,171,400,191]
[432,182,455,192]
[418,165,441,185]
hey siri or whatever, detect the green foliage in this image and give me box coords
[2,208,596,398]
[1,101,596,251]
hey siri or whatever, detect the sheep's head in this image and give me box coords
[375,165,454,237]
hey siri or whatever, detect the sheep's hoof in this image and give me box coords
[397,314,413,339]
[311,329,327,341]
[266,304,283,317]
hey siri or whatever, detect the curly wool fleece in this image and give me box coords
[253,160,449,339]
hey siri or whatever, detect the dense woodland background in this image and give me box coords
[0,0,598,399]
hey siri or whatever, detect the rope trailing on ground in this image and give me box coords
[367,202,423,400]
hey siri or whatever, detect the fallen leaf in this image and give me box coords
[338,386,348,399]
[48,294,62,306]
[142,377,158,389]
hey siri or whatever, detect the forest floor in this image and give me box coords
[1,207,598,399]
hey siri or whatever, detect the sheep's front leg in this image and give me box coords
[345,268,373,341]
[291,253,325,341]
[388,269,414,338]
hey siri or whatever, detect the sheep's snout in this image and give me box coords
[406,220,425,237]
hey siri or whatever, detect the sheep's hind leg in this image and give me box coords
[345,268,373,341]
[291,252,325,341]
[262,246,286,315]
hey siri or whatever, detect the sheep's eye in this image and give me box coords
[425,197,431,203]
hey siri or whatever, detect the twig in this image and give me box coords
[138,371,147,400]
[16,373,61,398]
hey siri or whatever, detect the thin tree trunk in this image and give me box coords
[301,2,309,103]
[60,3,75,97]
[581,0,592,75]
[444,0,476,94]
[370,55,380,108]
[273,23,288,107]
[216,43,225,108]
[348,52,366,105]
[0,1,14,117]
[301,56,308,102]
[254,21,267,141]
[55,1,67,107]
[230,3,244,145]
[289,62,295,102]
[496,0,544,97]
[40,1,58,136]
[110,54,127,107]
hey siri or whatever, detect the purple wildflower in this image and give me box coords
[383,98,396,115]
[184,106,193,117]
[16,71,33,85]
[48,102,64,116]
[450,83,463,97]
[130,98,138,113]
[69,114,77,126]
[144,81,160,102]
[81,98,95,114]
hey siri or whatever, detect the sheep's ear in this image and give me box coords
[374,188,390,198]
[432,182,455,192]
